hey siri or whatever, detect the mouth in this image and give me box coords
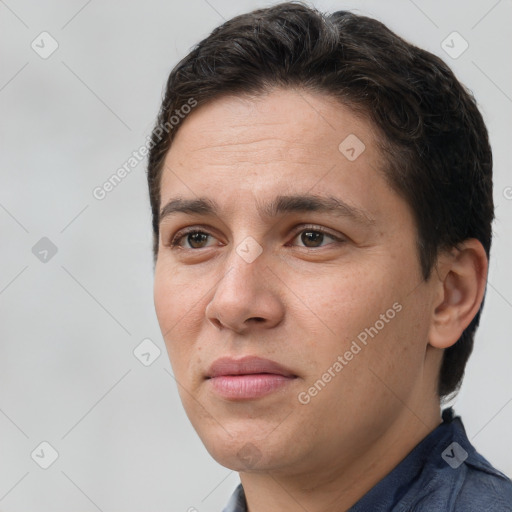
[205,356,298,400]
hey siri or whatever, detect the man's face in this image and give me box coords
[153,88,439,475]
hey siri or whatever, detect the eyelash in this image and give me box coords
[168,225,344,250]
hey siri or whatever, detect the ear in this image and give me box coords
[428,239,489,350]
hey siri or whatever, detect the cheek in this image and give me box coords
[294,256,416,387]
[302,262,397,337]
[153,272,176,333]
[153,264,209,371]
[154,262,203,330]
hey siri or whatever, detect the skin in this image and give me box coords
[153,87,488,511]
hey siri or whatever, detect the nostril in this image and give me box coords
[210,318,224,329]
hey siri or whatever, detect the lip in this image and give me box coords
[206,356,296,378]
[205,356,297,400]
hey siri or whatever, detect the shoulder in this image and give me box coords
[407,452,512,512]
[404,410,512,512]
[443,411,512,511]
[409,439,512,512]
[452,451,512,512]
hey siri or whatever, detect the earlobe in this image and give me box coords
[428,239,488,350]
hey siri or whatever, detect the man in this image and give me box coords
[147,2,512,510]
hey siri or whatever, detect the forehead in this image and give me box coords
[159,88,402,226]
[167,88,376,166]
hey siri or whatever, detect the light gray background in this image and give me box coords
[1,1,511,511]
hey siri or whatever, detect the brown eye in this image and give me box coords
[291,227,341,248]
[300,230,326,247]
[170,230,215,249]
[186,232,210,248]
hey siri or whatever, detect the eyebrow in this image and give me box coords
[159,194,376,226]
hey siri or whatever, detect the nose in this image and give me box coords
[205,245,285,334]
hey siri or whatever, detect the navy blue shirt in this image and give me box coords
[223,408,512,511]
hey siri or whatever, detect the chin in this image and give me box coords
[210,444,278,472]
[197,423,298,473]
[183,397,302,468]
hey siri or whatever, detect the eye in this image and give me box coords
[169,229,217,249]
[168,225,344,251]
[289,226,342,248]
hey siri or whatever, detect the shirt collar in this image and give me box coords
[222,482,246,512]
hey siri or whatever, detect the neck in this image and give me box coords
[239,399,442,512]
